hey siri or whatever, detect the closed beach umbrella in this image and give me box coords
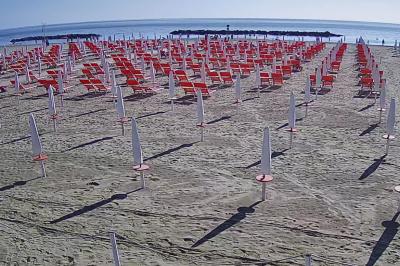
[272,57,276,73]
[255,64,261,88]
[196,89,205,126]
[29,113,43,157]
[201,61,206,83]
[25,65,31,84]
[131,116,144,166]
[111,69,117,97]
[304,76,311,104]
[48,86,57,117]
[387,98,396,137]
[57,71,64,95]
[168,71,175,99]
[256,126,273,201]
[260,127,272,176]
[315,66,321,89]
[235,76,241,103]
[289,92,296,130]
[150,62,156,83]
[14,72,20,94]
[116,86,126,120]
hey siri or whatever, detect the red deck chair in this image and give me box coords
[271,73,284,86]
[208,71,222,84]
[220,72,234,85]
[126,79,162,94]
[180,81,195,95]
[260,72,271,86]
[193,82,216,97]
[79,79,97,92]
[281,65,292,78]
[360,77,374,90]
[322,75,334,89]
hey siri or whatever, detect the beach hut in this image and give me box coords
[256,127,273,201]
[29,113,47,177]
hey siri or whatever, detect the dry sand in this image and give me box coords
[0,43,399,266]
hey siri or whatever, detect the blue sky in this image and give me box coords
[2,0,399,29]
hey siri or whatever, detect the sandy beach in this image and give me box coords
[0,42,399,266]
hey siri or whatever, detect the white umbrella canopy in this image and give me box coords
[14,72,20,94]
[386,98,396,137]
[235,77,242,102]
[29,113,43,157]
[196,89,205,125]
[131,116,144,166]
[289,92,296,129]
[260,127,272,176]
[48,86,57,117]
[116,86,126,119]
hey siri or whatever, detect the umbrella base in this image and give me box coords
[33,154,48,161]
[133,164,150,171]
[256,175,273,183]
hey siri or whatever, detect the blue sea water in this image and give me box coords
[0,18,399,46]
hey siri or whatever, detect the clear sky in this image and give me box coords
[2,0,399,29]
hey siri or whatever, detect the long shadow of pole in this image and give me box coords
[366,212,400,266]
[191,201,262,248]
[50,188,143,224]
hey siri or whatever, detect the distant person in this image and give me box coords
[382,39,385,46]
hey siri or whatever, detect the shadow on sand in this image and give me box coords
[366,212,400,266]
[0,176,42,192]
[50,188,143,224]
[359,155,386,180]
[144,142,198,162]
[191,201,262,248]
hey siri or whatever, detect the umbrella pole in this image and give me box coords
[52,119,57,132]
[40,160,47,178]
[305,102,308,118]
[385,138,391,155]
[140,171,145,189]
[60,94,64,107]
[261,182,266,201]
[200,126,204,142]
[121,123,125,136]
[379,109,382,124]
[289,131,294,149]
[257,86,260,98]
[171,99,174,112]
[109,232,121,266]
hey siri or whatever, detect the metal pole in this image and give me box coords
[261,182,266,201]
[40,161,47,178]
[109,232,121,266]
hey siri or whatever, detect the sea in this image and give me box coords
[0,18,400,46]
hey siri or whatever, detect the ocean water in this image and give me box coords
[0,18,399,46]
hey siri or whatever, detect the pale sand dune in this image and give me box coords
[0,43,399,266]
